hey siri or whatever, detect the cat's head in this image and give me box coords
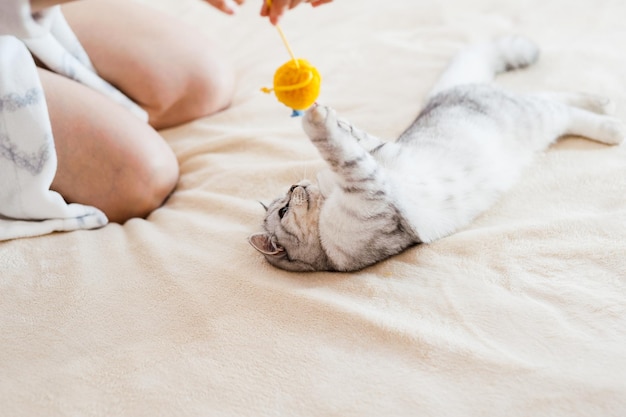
[249,180,332,272]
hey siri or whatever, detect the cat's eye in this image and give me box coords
[278,206,288,219]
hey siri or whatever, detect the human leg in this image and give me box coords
[61,0,235,129]
[44,0,235,222]
[42,68,179,223]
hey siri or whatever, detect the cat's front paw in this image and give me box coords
[303,104,337,141]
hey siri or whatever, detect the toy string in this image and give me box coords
[262,0,317,116]
[266,0,300,68]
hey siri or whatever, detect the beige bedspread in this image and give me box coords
[2,0,625,415]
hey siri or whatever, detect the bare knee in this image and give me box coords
[42,65,180,224]
[107,147,180,223]
[52,140,179,224]
[62,0,235,130]
[145,49,236,130]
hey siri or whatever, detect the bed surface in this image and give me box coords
[2,0,625,415]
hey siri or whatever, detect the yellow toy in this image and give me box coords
[261,0,321,117]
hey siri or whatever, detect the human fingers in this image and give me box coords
[309,0,332,7]
[267,0,291,25]
[260,0,269,17]
[204,0,242,15]
[260,0,323,24]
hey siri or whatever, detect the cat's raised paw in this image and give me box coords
[303,104,337,140]
[305,103,330,124]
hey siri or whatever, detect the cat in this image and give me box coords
[249,35,625,272]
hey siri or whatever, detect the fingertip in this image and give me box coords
[269,10,281,25]
[271,6,287,25]
[225,0,240,13]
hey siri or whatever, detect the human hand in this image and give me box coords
[260,0,333,25]
[203,0,245,15]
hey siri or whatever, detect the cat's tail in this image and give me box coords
[427,35,540,98]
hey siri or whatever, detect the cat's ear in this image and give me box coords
[248,233,284,256]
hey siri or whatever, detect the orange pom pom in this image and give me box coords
[262,58,321,113]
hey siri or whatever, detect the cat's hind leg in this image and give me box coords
[565,108,625,145]
[532,91,616,115]
[428,35,539,98]
[518,95,624,149]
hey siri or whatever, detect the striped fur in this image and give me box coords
[250,36,625,272]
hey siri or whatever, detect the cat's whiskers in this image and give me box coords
[284,161,311,188]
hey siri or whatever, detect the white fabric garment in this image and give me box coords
[0,0,148,240]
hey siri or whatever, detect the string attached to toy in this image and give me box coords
[261,0,321,117]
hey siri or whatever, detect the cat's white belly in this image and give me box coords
[382,142,528,243]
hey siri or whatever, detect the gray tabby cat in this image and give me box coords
[249,36,625,272]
